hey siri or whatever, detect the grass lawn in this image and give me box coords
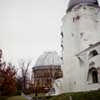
[47,90,100,100]
[1,90,100,100]
[7,96,27,100]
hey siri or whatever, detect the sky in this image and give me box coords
[0,0,68,65]
[0,0,100,66]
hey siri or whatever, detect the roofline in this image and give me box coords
[67,3,99,12]
[32,65,61,70]
[76,42,100,56]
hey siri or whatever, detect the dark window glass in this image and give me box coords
[89,50,98,58]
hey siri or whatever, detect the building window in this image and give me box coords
[73,15,80,22]
[87,67,98,84]
[89,61,95,67]
[94,0,98,5]
[60,32,63,38]
[92,69,98,83]
[89,50,98,59]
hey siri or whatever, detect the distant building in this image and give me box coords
[32,52,63,94]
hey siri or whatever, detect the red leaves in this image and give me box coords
[0,64,17,96]
[0,49,17,96]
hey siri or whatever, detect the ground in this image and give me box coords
[48,90,100,100]
[7,96,27,100]
[1,90,100,100]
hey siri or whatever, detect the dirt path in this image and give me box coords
[22,93,32,100]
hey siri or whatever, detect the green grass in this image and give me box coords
[0,96,7,100]
[47,90,100,100]
[7,96,27,100]
[1,90,100,100]
[30,93,45,97]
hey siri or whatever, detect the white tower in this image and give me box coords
[61,0,100,93]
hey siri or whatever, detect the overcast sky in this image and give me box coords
[0,0,68,65]
[0,0,100,65]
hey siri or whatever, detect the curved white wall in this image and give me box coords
[61,6,100,93]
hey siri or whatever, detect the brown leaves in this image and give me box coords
[0,64,17,96]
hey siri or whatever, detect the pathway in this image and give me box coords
[22,93,32,100]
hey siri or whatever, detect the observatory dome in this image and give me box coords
[67,0,99,11]
[35,51,62,66]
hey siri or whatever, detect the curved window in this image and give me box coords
[87,67,98,83]
[89,50,98,59]
[94,0,98,5]
[89,61,95,67]
[92,69,98,83]
[60,32,63,38]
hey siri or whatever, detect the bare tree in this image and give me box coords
[19,59,31,91]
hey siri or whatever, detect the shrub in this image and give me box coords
[15,90,22,96]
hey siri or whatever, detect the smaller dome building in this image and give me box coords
[32,51,63,94]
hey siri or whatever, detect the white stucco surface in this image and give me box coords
[61,5,100,93]
[35,51,62,66]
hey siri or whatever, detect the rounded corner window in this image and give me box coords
[88,50,98,59]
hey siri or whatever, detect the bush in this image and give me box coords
[15,90,22,96]
[23,88,33,95]
[0,64,17,96]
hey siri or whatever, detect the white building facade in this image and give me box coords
[61,0,100,93]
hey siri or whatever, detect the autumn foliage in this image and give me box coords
[0,50,17,96]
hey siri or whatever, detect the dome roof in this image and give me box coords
[67,0,99,12]
[35,51,62,66]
